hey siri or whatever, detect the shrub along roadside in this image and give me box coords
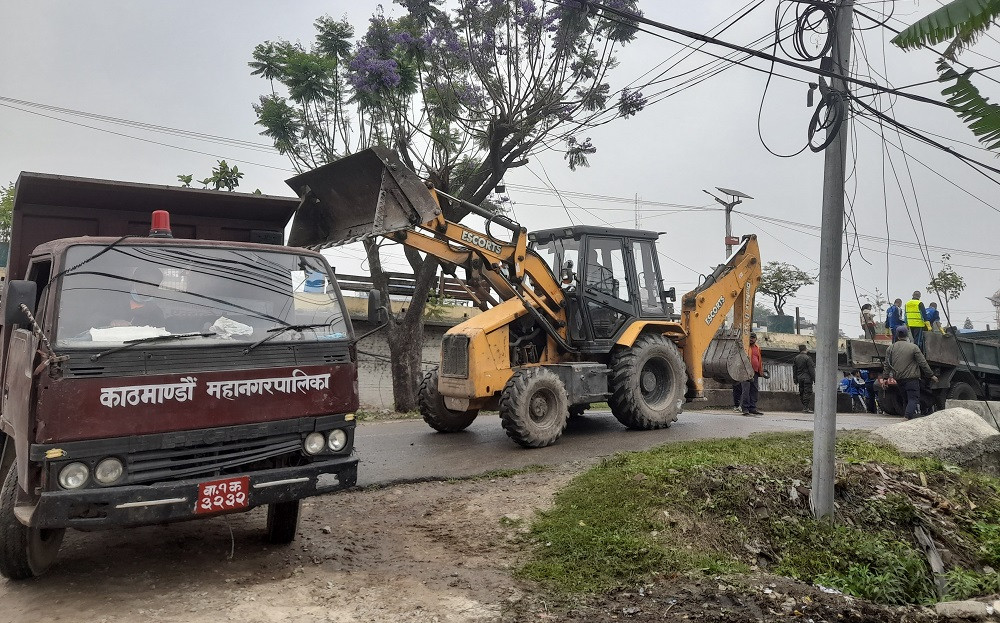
[517,432,1000,605]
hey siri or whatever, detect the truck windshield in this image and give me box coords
[54,244,349,347]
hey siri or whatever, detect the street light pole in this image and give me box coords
[704,187,753,258]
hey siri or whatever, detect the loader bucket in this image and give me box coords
[285,146,441,248]
[702,328,753,383]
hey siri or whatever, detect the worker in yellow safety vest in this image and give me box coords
[905,290,931,350]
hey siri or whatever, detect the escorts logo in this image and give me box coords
[704,295,726,325]
[461,230,503,255]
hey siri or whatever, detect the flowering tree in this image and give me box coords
[250,0,645,410]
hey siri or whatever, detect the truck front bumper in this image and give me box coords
[25,457,358,529]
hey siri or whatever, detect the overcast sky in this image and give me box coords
[2,1,998,335]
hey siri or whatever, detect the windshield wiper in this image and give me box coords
[90,332,217,362]
[242,323,333,356]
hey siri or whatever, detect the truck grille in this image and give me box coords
[440,335,469,378]
[126,433,303,484]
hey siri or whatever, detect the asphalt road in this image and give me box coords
[354,408,897,486]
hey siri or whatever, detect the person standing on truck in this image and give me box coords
[740,333,765,416]
[860,303,877,339]
[905,291,931,350]
[887,298,904,341]
[792,344,815,413]
[886,326,938,419]
[926,301,943,333]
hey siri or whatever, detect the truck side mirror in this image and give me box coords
[368,288,387,324]
[663,287,676,302]
[3,280,37,326]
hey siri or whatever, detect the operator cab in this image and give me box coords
[529,226,673,351]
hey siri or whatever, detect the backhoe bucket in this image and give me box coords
[702,328,753,383]
[285,147,441,248]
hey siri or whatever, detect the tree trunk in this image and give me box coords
[364,240,439,412]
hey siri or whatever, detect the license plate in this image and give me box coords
[195,476,250,514]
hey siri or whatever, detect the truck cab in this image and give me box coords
[0,173,360,579]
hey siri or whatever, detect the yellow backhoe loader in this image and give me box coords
[287,147,762,448]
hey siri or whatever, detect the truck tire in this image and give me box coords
[418,368,479,432]
[499,368,569,448]
[878,385,904,416]
[948,382,978,401]
[265,499,300,544]
[0,466,64,579]
[609,334,687,430]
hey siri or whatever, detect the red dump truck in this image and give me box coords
[0,173,362,578]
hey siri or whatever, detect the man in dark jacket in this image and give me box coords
[886,326,938,418]
[792,344,815,413]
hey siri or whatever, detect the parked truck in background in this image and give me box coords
[847,330,1000,416]
[0,173,361,579]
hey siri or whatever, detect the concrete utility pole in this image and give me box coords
[811,0,854,521]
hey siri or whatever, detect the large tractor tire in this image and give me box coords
[265,499,301,544]
[0,465,64,580]
[878,385,904,416]
[609,334,687,430]
[418,368,479,433]
[948,381,978,401]
[499,368,569,448]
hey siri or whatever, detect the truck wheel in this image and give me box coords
[878,385,904,416]
[418,368,479,432]
[948,382,978,401]
[609,334,687,430]
[499,368,569,448]
[265,499,300,544]
[0,466,64,579]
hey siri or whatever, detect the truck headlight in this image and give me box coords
[94,457,124,485]
[58,462,90,489]
[327,429,348,452]
[304,432,325,455]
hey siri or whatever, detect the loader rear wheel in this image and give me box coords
[418,368,479,432]
[609,334,687,430]
[0,465,64,579]
[499,368,569,448]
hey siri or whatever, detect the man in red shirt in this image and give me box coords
[740,332,765,416]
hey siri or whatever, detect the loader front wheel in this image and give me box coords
[609,334,687,430]
[418,368,479,433]
[499,368,569,448]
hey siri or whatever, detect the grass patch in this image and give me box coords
[518,432,1000,605]
[457,464,550,482]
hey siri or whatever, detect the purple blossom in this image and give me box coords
[617,88,647,118]
[347,46,402,94]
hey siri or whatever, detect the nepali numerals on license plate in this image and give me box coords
[196,476,250,514]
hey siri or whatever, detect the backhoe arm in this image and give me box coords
[679,235,762,398]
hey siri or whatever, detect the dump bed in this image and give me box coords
[8,172,301,281]
[847,331,1000,376]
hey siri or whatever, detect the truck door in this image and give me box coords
[1,258,50,483]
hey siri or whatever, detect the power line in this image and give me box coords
[574,0,956,109]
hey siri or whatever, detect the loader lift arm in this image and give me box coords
[286,147,572,351]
